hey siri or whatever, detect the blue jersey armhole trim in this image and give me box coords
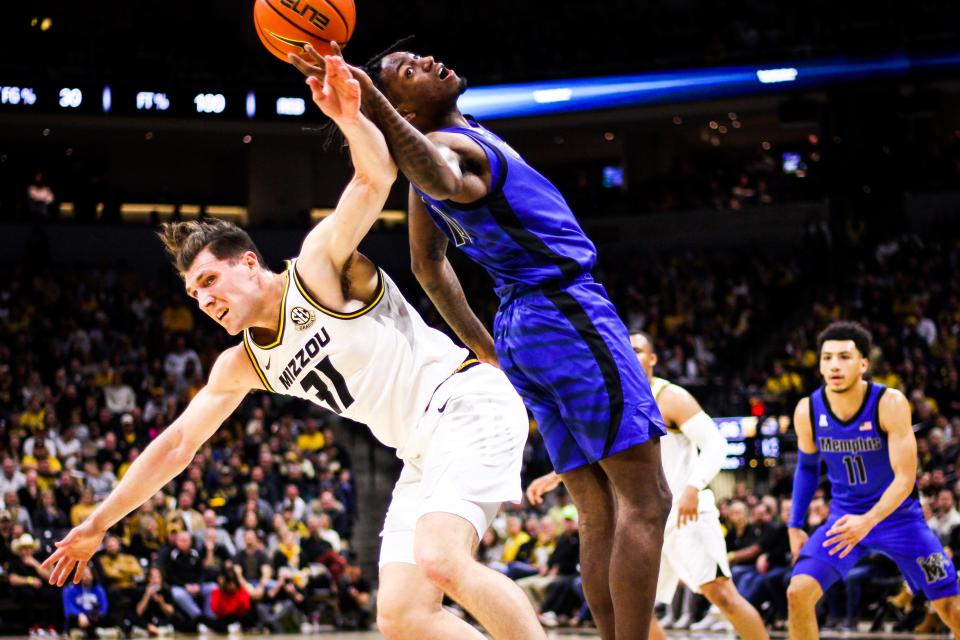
[435,126,509,211]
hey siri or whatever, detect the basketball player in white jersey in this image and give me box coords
[42,55,545,640]
[528,332,768,639]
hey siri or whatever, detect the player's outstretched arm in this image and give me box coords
[665,385,726,527]
[41,347,254,586]
[299,55,397,274]
[824,389,917,558]
[290,44,483,202]
[409,190,497,365]
[788,397,818,559]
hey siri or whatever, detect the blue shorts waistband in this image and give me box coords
[495,272,594,305]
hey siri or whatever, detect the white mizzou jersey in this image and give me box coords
[651,376,719,513]
[242,258,470,460]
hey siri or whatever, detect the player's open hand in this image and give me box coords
[526,471,562,506]
[289,43,373,94]
[676,485,699,528]
[40,519,107,586]
[306,54,362,124]
[823,514,874,558]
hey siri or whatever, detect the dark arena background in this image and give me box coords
[1,1,959,638]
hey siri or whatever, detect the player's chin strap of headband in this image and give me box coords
[788,450,820,529]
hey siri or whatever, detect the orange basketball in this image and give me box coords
[253,0,355,63]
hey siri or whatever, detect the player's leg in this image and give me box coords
[699,578,769,639]
[377,562,486,640]
[411,364,546,639]
[559,462,617,639]
[786,575,823,640]
[931,596,960,635]
[515,283,669,639]
[787,517,858,640]
[414,512,547,640]
[648,548,680,640]
[596,440,672,639]
[876,510,960,634]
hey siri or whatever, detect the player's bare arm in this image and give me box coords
[661,384,726,528]
[409,190,497,364]
[290,44,489,203]
[41,346,257,585]
[789,397,816,560]
[295,54,397,310]
[823,388,916,559]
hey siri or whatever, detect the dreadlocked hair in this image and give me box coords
[318,36,416,153]
[158,218,265,276]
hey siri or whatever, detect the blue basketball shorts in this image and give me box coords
[794,508,959,601]
[493,274,666,473]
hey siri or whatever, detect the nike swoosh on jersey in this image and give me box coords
[438,398,450,413]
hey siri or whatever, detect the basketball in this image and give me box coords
[253,0,356,63]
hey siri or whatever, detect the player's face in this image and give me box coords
[379,52,467,120]
[630,334,657,381]
[183,248,259,336]
[819,339,868,393]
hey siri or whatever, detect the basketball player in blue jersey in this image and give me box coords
[42,56,547,640]
[787,321,960,638]
[291,44,670,639]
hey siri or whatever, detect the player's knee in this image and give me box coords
[786,576,819,610]
[702,579,737,612]
[376,592,425,640]
[415,546,462,592]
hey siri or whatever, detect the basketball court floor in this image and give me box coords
[20,630,931,638]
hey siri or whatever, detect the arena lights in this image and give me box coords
[276,97,306,116]
[457,52,939,119]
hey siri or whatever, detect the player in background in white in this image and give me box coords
[42,56,545,640]
[528,332,768,639]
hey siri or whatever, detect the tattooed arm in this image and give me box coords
[408,187,498,366]
[290,45,489,203]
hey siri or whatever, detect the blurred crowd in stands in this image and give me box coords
[0,212,958,635]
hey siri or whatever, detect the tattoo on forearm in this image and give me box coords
[366,89,454,194]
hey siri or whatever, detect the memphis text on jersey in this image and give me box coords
[818,436,883,454]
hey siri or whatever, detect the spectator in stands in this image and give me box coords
[336,562,372,630]
[3,490,34,533]
[71,487,99,527]
[34,488,70,539]
[8,533,58,632]
[0,457,26,495]
[133,567,177,636]
[928,488,960,543]
[26,172,55,219]
[62,564,110,639]
[162,530,210,626]
[208,568,256,633]
[234,529,271,591]
[95,534,143,620]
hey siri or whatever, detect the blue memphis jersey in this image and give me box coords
[811,382,919,516]
[413,120,597,291]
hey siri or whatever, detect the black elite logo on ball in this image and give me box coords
[291,306,316,330]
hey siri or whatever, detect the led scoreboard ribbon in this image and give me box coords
[2,52,958,121]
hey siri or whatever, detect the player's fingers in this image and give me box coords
[304,44,325,65]
[72,560,84,585]
[40,548,62,572]
[331,41,342,57]
[288,54,321,77]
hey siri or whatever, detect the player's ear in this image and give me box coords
[650,353,658,369]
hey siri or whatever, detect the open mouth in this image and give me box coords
[217,309,229,321]
[437,63,450,80]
